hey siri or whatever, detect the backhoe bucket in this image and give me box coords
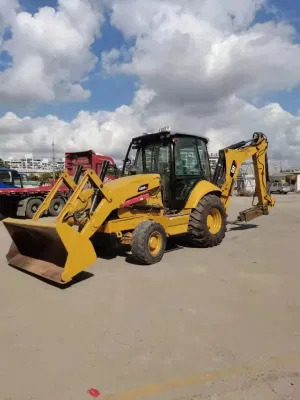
[3,218,97,284]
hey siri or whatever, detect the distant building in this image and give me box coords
[209,152,219,173]
[270,171,300,192]
[3,154,65,173]
[236,162,256,196]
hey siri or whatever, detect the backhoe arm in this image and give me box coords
[213,132,275,222]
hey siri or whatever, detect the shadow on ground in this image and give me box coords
[9,264,94,289]
[228,222,258,231]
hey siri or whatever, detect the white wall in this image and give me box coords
[296,175,300,192]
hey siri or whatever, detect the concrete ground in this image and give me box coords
[0,194,300,400]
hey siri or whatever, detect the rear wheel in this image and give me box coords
[49,197,65,216]
[188,194,227,247]
[25,198,43,219]
[131,221,167,265]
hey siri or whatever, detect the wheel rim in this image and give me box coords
[207,208,222,234]
[148,231,163,256]
[53,202,60,211]
[32,204,38,212]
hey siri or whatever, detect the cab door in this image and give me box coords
[170,136,210,209]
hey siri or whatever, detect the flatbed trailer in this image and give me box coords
[0,150,117,219]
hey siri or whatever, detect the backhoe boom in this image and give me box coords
[213,132,275,221]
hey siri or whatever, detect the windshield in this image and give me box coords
[0,170,23,187]
[0,171,12,185]
[123,141,170,176]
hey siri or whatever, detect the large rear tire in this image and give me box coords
[131,221,167,265]
[188,194,227,247]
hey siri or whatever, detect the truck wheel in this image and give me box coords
[49,197,65,216]
[25,198,43,219]
[131,221,167,265]
[188,194,227,247]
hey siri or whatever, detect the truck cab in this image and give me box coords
[65,150,118,181]
[0,169,28,189]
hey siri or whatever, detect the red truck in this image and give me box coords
[0,150,117,220]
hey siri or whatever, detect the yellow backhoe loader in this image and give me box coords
[3,129,275,284]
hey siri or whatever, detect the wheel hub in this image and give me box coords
[148,232,162,255]
[207,208,222,234]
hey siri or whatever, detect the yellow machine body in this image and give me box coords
[4,172,218,283]
[3,131,275,284]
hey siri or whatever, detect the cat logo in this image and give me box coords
[230,161,237,177]
[138,184,148,192]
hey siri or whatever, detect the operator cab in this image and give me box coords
[122,128,211,209]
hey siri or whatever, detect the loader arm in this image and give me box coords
[33,171,77,219]
[213,132,275,222]
[3,169,162,284]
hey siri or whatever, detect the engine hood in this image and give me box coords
[104,174,161,193]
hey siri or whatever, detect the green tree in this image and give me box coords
[39,171,62,185]
[28,173,40,181]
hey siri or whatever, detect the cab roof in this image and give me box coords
[132,129,208,144]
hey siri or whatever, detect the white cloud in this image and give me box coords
[1,0,300,167]
[104,2,300,109]
[1,92,300,168]
[100,0,300,162]
[0,0,103,104]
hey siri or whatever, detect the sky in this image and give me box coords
[1,0,300,167]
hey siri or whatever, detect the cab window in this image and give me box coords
[175,136,209,178]
[175,137,202,176]
[0,171,11,184]
[0,171,12,184]
[13,176,22,188]
[197,139,211,180]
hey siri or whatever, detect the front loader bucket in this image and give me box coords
[3,218,97,285]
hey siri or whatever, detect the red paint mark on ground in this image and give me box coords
[88,388,101,398]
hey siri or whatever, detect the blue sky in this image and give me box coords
[2,0,300,119]
[33,17,138,121]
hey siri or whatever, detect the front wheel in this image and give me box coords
[188,194,227,247]
[131,221,167,265]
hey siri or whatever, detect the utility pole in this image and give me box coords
[52,138,56,181]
